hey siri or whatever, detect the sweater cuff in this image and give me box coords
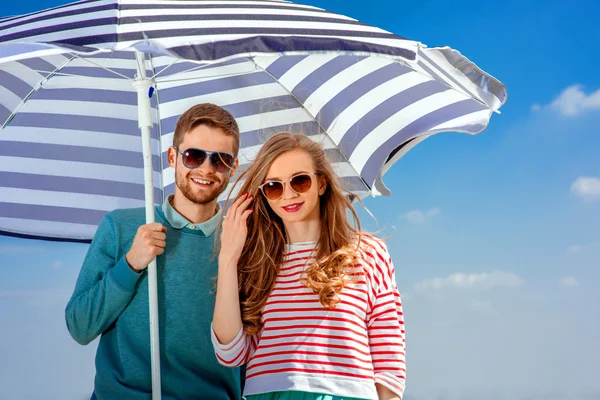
[211,323,246,355]
[110,256,142,292]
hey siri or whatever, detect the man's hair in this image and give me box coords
[173,104,240,156]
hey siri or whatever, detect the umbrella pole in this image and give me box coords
[134,51,162,400]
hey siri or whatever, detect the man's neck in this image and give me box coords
[171,194,218,224]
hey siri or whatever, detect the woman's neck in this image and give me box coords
[283,218,321,244]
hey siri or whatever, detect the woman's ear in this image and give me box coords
[318,175,327,196]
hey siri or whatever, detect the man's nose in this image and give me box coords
[198,156,216,174]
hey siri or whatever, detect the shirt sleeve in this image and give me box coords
[210,324,259,367]
[365,237,406,399]
[65,213,142,345]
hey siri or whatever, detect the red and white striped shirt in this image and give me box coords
[211,234,406,399]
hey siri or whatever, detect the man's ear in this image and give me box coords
[318,175,327,196]
[229,157,239,177]
[168,146,177,168]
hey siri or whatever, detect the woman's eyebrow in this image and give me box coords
[265,170,310,181]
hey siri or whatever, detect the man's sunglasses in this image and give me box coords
[174,147,235,173]
[258,173,318,200]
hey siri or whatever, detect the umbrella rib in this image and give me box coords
[151,60,246,81]
[245,57,327,131]
[2,68,112,80]
[73,54,134,80]
[149,58,180,80]
[153,65,258,84]
[1,54,77,130]
[244,56,371,193]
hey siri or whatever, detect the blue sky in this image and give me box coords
[1,0,599,399]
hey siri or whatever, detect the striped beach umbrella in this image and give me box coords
[0,0,506,396]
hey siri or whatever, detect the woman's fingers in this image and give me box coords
[235,194,254,218]
[241,209,253,220]
[226,192,249,220]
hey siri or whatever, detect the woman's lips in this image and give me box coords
[282,202,304,213]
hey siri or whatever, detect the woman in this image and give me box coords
[212,133,406,400]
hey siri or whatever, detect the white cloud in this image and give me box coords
[567,241,600,254]
[52,261,63,270]
[548,85,600,117]
[414,270,524,291]
[559,277,579,287]
[567,245,586,253]
[571,176,600,200]
[403,207,441,224]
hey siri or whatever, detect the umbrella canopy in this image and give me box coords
[0,0,506,243]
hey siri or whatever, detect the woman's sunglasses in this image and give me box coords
[258,173,318,200]
[174,147,235,174]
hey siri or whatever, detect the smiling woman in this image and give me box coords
[212,132,407,400]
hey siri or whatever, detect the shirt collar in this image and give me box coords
[161,195,221,236]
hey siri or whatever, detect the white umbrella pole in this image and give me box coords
[133,50,162,400]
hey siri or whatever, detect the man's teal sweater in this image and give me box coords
[65,206,242,399]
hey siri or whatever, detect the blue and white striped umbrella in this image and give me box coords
[0,2,506,394]
[0,0,506,243]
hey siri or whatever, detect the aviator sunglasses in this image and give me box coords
[174,147,235,173]
[258,173,318,200]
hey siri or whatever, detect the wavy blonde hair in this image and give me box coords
[223,132,363,336]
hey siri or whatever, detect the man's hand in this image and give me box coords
[125,223,167,272]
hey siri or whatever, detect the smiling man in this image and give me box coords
[65,104,244,400]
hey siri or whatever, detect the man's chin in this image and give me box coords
[181,185,225,205]
[187,190,220,205]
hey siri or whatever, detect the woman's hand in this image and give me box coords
[219,192,253,264]
[213,192,253,346]
[376,383,401,400]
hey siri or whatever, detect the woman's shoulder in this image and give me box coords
[355,231,390,257]
[354,232,396,292]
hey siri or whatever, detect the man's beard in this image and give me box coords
[175,168,230,205]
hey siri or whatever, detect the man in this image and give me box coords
[65,104,243,399]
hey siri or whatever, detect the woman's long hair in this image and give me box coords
[222,133,363,336]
